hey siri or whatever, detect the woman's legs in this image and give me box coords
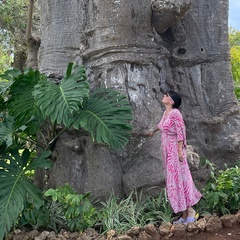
[187,207,195,217]
[182,209,187,220]
[184,207,197,224]
[173,207,197,224]
[173,209,187,224]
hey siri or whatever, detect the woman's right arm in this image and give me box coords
[148,128,159,137]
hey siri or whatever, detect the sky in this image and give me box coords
[229,0,240,30]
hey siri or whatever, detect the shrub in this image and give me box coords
[44,184,97,233]
[198,159,240,216]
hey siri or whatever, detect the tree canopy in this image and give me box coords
[229,27,240,100]
[0,0,40,72]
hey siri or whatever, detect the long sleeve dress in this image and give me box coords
[158,108,202,213]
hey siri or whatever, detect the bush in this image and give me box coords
[198,159,240,216]
[44,184,97,233]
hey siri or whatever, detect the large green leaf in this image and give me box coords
[0,149,52,240]
[33,63,89,127]
[6,69,46,133]
[73,88,132,149]
[0,114,15,147]
[0,96,5,112]
[0,68,22,81]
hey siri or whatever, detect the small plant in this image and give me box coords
[0,148,51,240]
[197,159,240,215]
[216,165,240,212]
[95,189,173,234]
[17,198,50,230]
[44,184,97,233]
[96,191,149,234]
[143,188,173,223]
[17,196,66,232]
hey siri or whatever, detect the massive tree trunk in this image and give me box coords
[37,0,240,199]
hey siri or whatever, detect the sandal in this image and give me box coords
[184,213,199,225]
[173,217,186,224]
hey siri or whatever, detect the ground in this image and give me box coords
[182,225,240,240]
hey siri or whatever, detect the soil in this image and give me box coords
[8,213,240,240]
[8,224,240,240]
[183,225,240,240]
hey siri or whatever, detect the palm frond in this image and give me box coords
[33,63,89,127]
[73,88,132,149]
[0,149,52,240]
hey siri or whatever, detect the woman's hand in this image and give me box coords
[148,131,154,137]
[178,141,184,161]
[148,128,159,138]
[179,155,184,162]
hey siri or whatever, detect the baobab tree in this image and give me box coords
[36,0,240,199]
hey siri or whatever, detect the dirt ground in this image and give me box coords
[7,224,240,240]
[182,225,240,240]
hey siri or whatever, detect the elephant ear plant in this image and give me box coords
[0,63,133,240]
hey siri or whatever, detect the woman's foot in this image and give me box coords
[173,217,186,224]
[184,214,198,224]
[187,207,196,218]
[184,209,199,225]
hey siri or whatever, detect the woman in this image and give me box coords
[149,90,202,224]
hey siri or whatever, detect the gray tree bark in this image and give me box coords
[37,0,240,199]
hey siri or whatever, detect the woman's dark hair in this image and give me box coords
[165,90,182,108]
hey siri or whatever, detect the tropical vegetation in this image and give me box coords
[0,0,29,71]
[2,160,239,239]
[0,63,133,239]
[0,1,239,239]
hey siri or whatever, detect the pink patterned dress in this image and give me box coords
[158,108,202,213]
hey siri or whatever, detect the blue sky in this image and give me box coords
[229,0,240,30]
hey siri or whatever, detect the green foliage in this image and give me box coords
[229,27,240,47]
[33,64,89,127]
[0,0,29,71]
[143,188,173,223]
[230,46,240,84]
[18,199,50,230]
[216,166,240,212]
[0,44,13,74]
[229,28,240,101]
[44,184,96,233]
[18,195,66,232]
[0,63,132,239]
[96,192,146,234]
[0,0,28,35]
[73,88,132,149]
[235,86,240,101]
[0,148,51,240]
[197,159,240,216]
[95,189,173,234]
[0,63,132,150]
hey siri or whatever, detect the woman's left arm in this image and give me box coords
[172,110,186,161]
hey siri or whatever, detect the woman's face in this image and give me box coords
[162,93,174,105]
